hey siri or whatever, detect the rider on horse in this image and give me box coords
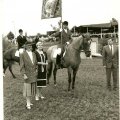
[51,21,72,68]
[17,29,27,54]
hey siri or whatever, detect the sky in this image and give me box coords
[0,1,120,119]
[1,0,120,36]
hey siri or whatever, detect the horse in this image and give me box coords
[3,36,34,78]
[2,35,19,78]
[3,48,20,78]
[47,34,91,91]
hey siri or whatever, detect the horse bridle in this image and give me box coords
[72,46,80,53]
[72,36,85,53]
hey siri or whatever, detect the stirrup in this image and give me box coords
[56,64,61,69]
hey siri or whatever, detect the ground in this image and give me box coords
[3,43,119,120]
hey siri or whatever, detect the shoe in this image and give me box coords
[30,103,33,106]
[35,96,39,101]
[40,96,45,99]
[107,87,112,91]
[60,64,64,69]
[26,106,31,110]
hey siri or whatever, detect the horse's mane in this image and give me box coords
[71,35,83,50]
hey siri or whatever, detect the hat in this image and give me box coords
[106,37,113,41]
[25,41,34,46]
[36,41,43,46]
[19,29,23,33]
[63,21,68,25]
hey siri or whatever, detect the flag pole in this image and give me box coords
[60,0,62,48]
[60,0,63,66]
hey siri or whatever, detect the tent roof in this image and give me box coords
[80,22,118,28]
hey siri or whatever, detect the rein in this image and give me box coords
[71,36,84,53]
[72,46,80,53]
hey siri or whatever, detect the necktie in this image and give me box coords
[110,45,112,55]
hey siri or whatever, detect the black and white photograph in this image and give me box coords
[0,0,119,120]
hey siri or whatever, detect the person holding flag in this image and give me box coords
[50,21,72,68]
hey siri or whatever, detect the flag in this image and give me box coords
[41,0,61,19]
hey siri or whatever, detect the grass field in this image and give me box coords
[3,43,119,120]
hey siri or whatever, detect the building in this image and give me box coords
[71,18,118,56]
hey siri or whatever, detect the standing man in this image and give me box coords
[17,29,27,53]
[102,38,119,91]
[51,21,72,68]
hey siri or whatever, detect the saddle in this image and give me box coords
[56,45,68,68]
[15,48,24,57]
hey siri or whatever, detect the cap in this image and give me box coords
[63,21,68,26]
[19,29,23,33]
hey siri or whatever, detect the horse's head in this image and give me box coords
[26,37,34,42]
[82,33,92,57]
[71,34,91,57]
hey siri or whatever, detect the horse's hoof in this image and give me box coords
[13,76,16,79]
[68,88,70,91]
[54,84,57,87]
[71,89,74,93]
[3,74,5,77]
[72,87,75,90]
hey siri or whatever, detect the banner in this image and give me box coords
[41,0,61,19]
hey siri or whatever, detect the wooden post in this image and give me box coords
[60,0,62,45]
[113,26,117,42]
[101,28,102,38]
[114,26,116,35]
[74,26,75,35]
[87,27,88,33]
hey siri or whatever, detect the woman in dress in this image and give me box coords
[34,41,48,100]
[20,41,37,109]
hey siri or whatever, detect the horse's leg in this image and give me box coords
[3,59,9,77]
[3,65,8,77]
[47,62,53,84]
[72,68,78,90]
[47,68,50,84]
[68,67,72,91]
[9,64,16,78]
[53,65,57,86]
[47,74,50,84]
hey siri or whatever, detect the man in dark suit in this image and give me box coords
[102,38,118,91]
[17,29,27,50]
[51,21,72,68]
[51,21,72,47]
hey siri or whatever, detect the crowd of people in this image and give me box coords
[18,32,48,109]
[14,21,118,110]
[15,21,72,109]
